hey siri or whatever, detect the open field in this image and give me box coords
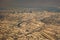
[0,9,60,40]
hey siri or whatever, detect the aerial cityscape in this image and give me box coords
[0,0,60,40]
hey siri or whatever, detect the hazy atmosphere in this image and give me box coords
[0,0,60,8]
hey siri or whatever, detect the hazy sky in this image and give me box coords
[0,0,60,8]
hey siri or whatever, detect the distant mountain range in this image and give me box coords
[0,7,60,12]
